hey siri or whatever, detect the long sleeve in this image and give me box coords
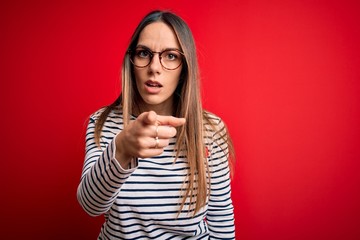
[78,109,235,239]
[77,113,137,217]
[207,119,235,239]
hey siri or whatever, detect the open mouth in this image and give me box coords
[146,80,163,88]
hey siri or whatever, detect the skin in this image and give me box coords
[115,22,186,168]
[134,21,183,116]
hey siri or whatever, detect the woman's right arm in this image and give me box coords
[76,115,137,217]
[77,111,185,217]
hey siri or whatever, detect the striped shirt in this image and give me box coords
[77,107,235,239]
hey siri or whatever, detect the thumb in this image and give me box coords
[138,111,157,126]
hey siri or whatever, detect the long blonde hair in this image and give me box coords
[94,10,234,215]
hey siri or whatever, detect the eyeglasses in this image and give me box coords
[129,47,184,70]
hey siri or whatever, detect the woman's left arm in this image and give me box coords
[207,120,235,239]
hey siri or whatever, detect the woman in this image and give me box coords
[77,10,235,239]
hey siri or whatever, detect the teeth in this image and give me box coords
[147,82,160,87]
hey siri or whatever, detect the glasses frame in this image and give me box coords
[128,47,185,70]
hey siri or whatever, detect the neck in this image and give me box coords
[135,98,175,116]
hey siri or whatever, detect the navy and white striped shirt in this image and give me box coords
[77,107,235,239]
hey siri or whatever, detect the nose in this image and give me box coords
[148,53,162,74]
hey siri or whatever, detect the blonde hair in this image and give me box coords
[94,10,234,215]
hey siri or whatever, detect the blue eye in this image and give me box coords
[163,51,179,61]
[136,49,151,58]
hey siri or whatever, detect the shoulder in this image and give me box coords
[89,105,123,123]
[203,111,232,168]
[203,110,227,136]
[203,110,222,125]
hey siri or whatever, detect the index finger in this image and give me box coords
[156,115,186,127]
[137,111,158,126]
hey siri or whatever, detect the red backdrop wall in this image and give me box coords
[1,0,360,239]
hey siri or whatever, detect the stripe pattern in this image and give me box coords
[77,107,235,239]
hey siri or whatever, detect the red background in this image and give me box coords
[1,0,360,239]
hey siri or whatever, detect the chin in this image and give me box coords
[140,94,174,109]
[141,96,165,105]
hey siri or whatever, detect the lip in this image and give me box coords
[144,80,163,94]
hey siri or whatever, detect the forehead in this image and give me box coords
[137,21,180,50]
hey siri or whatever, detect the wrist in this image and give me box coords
[115,132,133,169]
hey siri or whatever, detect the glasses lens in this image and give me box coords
[132,49,152,67]
[160,50,183,70]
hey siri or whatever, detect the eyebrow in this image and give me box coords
[136,44,181,52]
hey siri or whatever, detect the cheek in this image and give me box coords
[171,68,182,86]
[167,75,180,91]
[133,68,146,87]
[134,68,143,80]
